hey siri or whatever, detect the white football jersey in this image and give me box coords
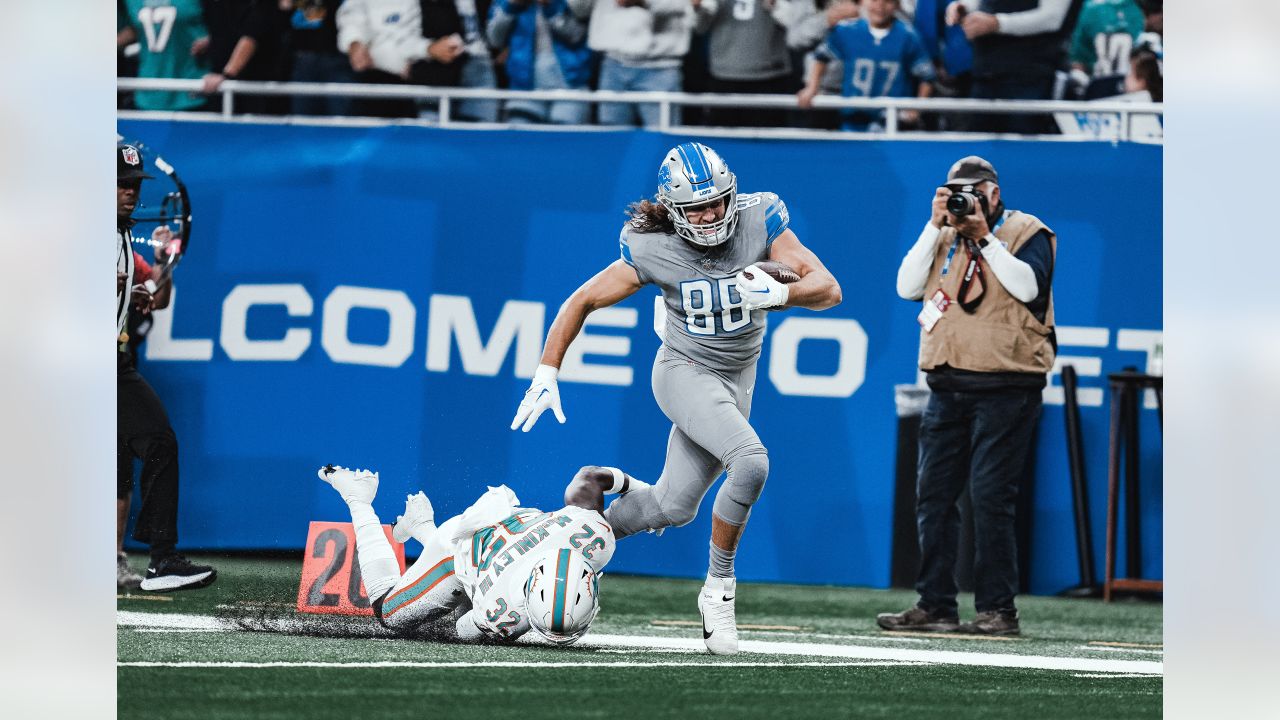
[453,505,615,640]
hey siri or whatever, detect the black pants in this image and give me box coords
[914,389,1042,616]
[970,72,1057,134]
[118,352,180,556]
[706,74,797,128]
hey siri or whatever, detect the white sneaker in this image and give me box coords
[318,465,379,505]
[393,491,436,544]
[698,575,739,655]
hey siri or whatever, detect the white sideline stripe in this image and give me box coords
[1072,673,1160,679]
[117,611,1163,675]
[1077,645,1163,655]
[119,661,916,669]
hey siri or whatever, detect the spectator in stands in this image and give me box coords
[487,0,593,124]
[568,0,697,127]
[336,0,427,117]
[797,0,935,131]
[880,155,1056,637]
[1068,0,1142,91]
[281,0,357,115]
[696,0,801,128]
[337,0,498,121]
[449,0,501,123]
[200,0,285,113]
[1085,45,1157,101]
[777,0,860,129]
[945,0,1082,133]
[118,0,212,112]
[913,0,973,129]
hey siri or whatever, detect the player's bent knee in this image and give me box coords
[726,449,769,505]
[657,501,698,528]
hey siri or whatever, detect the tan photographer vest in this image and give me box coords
[918,210,1057,374]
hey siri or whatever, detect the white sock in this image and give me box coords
[348,502,400,601]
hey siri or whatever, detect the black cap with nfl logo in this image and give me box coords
[118,142,155,181]
[945,155,998,187]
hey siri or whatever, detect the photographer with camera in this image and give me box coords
[878,155,1056,636]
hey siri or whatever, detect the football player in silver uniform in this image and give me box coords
[511,142,842,654]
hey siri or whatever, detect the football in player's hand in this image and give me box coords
[743,261,800,285]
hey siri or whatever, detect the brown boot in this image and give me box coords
[876,606,960,633]
[960,611,1021,636]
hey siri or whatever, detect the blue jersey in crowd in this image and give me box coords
[815,18,936,131]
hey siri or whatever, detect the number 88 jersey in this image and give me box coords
[620,192,791,372]
[453,505,616,640]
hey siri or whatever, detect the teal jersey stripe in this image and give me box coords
[551,548,571,633]
[383,558,455,616]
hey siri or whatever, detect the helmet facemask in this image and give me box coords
[657,143,739,247]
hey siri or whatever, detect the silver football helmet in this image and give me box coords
[523,549,601,646]
[657,142,738,247]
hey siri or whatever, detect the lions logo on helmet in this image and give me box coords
[523,548,600,646]
[657,142,738,247]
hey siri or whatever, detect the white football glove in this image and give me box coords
[735,264,791,311]
[510,364,566,432]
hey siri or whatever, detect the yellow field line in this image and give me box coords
[116,594,174,602]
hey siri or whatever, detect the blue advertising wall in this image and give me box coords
[118,119,1163,594]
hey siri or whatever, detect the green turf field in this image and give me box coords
[118,555,1162,719]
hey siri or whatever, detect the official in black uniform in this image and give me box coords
[117,142,216,592]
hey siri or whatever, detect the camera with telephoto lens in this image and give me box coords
[946,190,985,217]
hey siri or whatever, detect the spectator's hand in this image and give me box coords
[348,42,374,72]
[118,271,128,295]
[428,34,465,63]
[951,200,991,239]
[201,72,226,94]
[930,187,952,229]
[900,109,921,127]
[130,284,156,314]
[191,35,209,56]
[796,86,819,109]
[826,0,859,27]
[944,0,965,26]
[962,11,999,39]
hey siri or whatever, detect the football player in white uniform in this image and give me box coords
[319,463,637,644]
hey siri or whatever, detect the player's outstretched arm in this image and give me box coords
[541,260,644,368]
[564,465,636,512]
[768,230,842,310]
[510,261,643,432]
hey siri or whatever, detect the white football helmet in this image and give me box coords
[657,142,738,247]
[523,549,600,646]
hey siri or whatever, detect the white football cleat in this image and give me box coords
[393,491,436,544]
[318,465,379,505]
[698,575,739,655]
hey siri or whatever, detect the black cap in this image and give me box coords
[945,155,998,187]
[118,143,155,181]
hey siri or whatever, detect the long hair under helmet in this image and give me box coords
[657,142,738,247]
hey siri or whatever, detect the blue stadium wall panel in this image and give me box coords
[117,119,1163,594]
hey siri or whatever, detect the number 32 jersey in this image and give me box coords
[620,192,790,372]
[453,505,615,640]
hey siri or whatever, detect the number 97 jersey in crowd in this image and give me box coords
[453,505,615,642]
[620,190,791,372]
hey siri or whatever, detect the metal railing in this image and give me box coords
[117,77,1163,142]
